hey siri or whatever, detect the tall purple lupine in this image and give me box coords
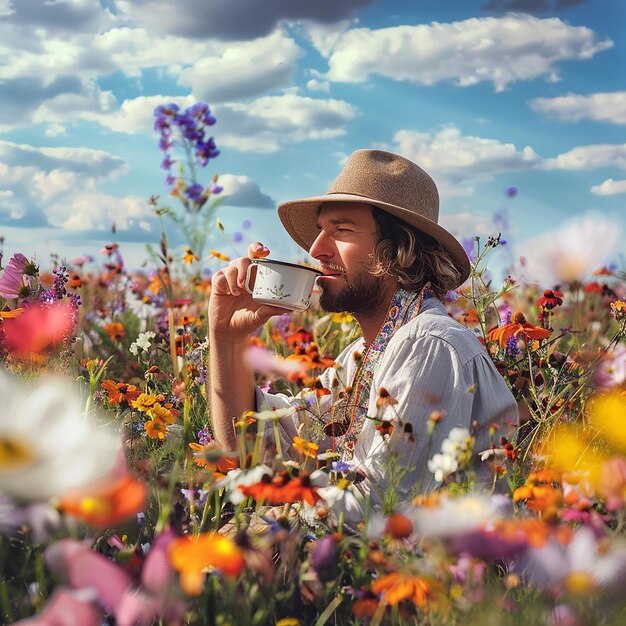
[152,102,225,260]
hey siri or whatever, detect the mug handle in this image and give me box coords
[244,261,257,294]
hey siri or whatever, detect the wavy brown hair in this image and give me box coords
[368,207,461,299]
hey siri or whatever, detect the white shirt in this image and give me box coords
[256,297,519,510]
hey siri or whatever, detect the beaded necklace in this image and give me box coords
[324,283,431,460]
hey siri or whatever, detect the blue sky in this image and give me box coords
[0,0,624,277]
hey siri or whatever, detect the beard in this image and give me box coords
[318,268,389,316]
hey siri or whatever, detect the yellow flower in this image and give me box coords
[146,403,176,424]
[168,532,245,596]
[132,393,160,413]
[331,312,354,325]
[547,425,608,484]
[210,249,230,262]
[182,247,200,263]
[144,419,167,440]
[292,436,319,459]
[589,392,626,452]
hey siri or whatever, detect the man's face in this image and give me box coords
[309,202,396,315]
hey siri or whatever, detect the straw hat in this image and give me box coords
[277,149,470,287]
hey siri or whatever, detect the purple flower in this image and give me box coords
[209,182,223,194]
[197,425,212,445]
[233,231,243,243]
[506,185,518,197]
[311,535,339,581]
[331,461,351,473]
[242,219,252,229]
[0,252,29,299]
[160,156,175,170]
[184,184,204,202]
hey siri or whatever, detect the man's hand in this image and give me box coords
[209,242,286,339]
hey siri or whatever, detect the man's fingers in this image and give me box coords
[212,266,242,295]
[248,242,270,259]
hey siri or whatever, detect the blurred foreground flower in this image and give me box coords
[2,301,75,357]
[519,214,621,286]
[167,532,244,595]
[518,526,626,596]
[0,371,120,502]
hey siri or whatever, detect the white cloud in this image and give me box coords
[77,93,355,152]
[215,94,356,152]
[306,79,330,93]
[544,144,626,170]
[302,19,354,56]
[177,31,303,102]
[0,140,132,228]
[80,95,198,134]
[390,126,539,195]
[322,15,612,91]
[218,174,274,208]
[591,178,626,196]
[47,193,147,231]
[529,91,626,124]
[44,123,67,137]
[440,211,498,240]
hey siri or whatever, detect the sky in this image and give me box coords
[0,0,624,278]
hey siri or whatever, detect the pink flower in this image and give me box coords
[0,253,29,299]
[594,344,626,391]
[43,536,186,626]
[13,589,103,626]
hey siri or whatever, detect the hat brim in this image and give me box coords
[278,193,471,288]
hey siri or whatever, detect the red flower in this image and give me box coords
[536,289,563,309]
[2,302,74,355]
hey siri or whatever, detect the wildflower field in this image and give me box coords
[1,104,626,626]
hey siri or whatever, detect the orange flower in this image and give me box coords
[285,327,313,347]
[487,311,551,348]
[371,572,432,607]
[282,474,321,506]
[513,469,563,513]
[188,442,239,478]
[101,380,141,407]
[145,418,168,440]
[168,532,245,595]
[177,314,198,326]
[0,308,24,319]
[384,513,414,539]
[59,473,146,528]
[460,308,479,326]
[103,321,125,342]
[292,436,319,459]
[352,591,379,619]
[240,472,320,506]
[66,273,83,289]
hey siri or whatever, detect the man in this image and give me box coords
[209,149,518,502]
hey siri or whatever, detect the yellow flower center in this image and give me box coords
[564,571,595,594]
[0,436,34,471]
